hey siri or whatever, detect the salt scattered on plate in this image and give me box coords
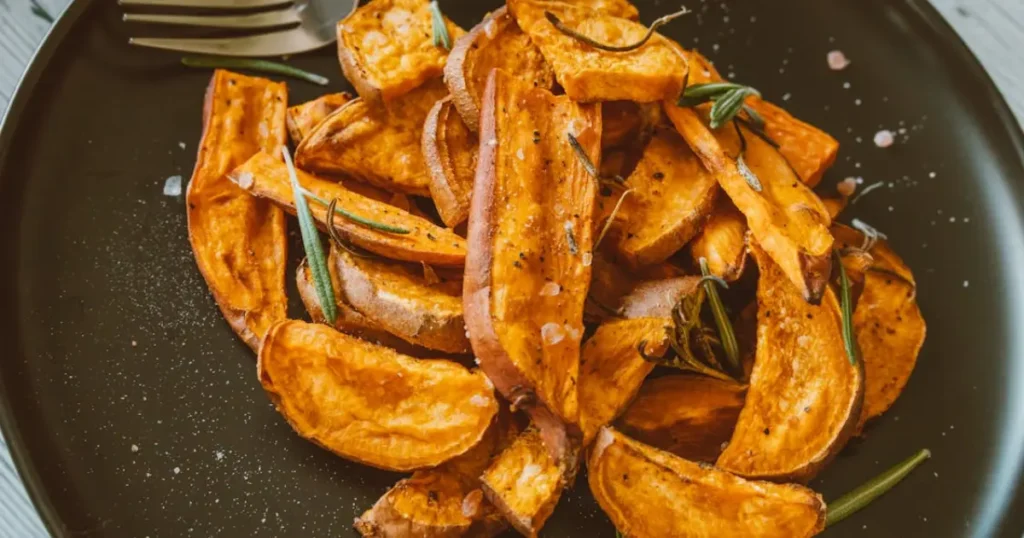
[874,129,895,148]
[163,175,183,197]
[827,50,851,70]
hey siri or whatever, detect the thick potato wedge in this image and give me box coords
[508,0,688,103]
[423,96,479,227]
[229,152,467,266]
[569,0,639,19]
[600,101,660,150]
[689,199,749,282]
[296,79,448,196]
[665,102,834,303]
[747,97,839,188]
[480,428,565,537]
[186,70,288,351]
[286,92,352,145]
[464,69,601,462]
[589,427,826,538]
[616,375,745,462]
[337,0,464,104]
[444,7,555,133]
[258,320,498,471]
[599,125,719,267]
[717,245,863,482]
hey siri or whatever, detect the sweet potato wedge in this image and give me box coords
[616,276,701,319]
[296,79,448,196]
[589,427,826,538]
[286,92,352,145]
[423,96,479,227]
[337,0,464,104]
[688,199,749,282]
[444,7,555,133]
[508,0,688,102]
[464,69,601,462]
[258,320,498,471]
[229,152,467,266]
[716,245,863,483]
[186,70,288,351]
[665,102,834,303]
[480,428,566,537]
[746,97,839,188]
[616,375,745,462]
[600,101,660,150]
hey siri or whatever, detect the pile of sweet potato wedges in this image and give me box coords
[184,0,927,536]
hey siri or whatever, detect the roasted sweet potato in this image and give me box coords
[258,320,498,471]
[464,69,601,462]
[186,70,288,351]
[480,428,565,537]
[665,103,834,303]
[444,7,555,133]
[286,92,352,145]
[746,97,839,188]
[616,276,700,319]
[616,375,745,462]
[589,427,826,538]
[229,152,467,266]
[688,199,749,282]
[570,0,639,19]
[600,101,660,150]
[716,245,863,483]
[423,96,479,227]
[508,0,688,103]
[337,0,464,104]
[296,79,448,196]
[585,252,689,321]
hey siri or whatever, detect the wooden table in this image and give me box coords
[0,0,1021,536]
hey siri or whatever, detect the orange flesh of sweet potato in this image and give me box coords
[589,427,826,538]
[464,69,600,461]
[616,375,746,462]
[716,245,863,483]
[337,0,465,104]
[296,79,449,197]
[689,199,749,282]
[508,0,687,103]
[480,428,565,537]
[286,92,352,145]
[746,97,839,188]
[664,102,834,304]
[600,101,660,150]
[186,70,288,351]
[423,96,479,228]
[258,320,498,471]
[444,7,555,133]
[229,152,467,266]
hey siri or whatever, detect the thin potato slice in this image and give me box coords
[186,70,288,351]
[689,199,749,281]
[286,92,352,145]
[589,427,826,538]
[258,320,498,471]
[337,0,465,104]
[508,0,688,103]
[665,102,834,303]
[717,245,863,482]
[747,97,839,188]
[444,7,555,132]
[616,375,746,462]
[423,96,479,227]
[480,428,565,537]
[229,152,467,266]
[464,69,601,461]
[296,79,448,196]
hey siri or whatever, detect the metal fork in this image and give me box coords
[121,0,355,56]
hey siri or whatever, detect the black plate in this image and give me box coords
[1,0,1023,536]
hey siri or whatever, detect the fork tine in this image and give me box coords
[129,27,329,56]
[119,0,289,8]
[123,7,300,29]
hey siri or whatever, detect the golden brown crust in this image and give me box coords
[747,97,839,188]
[600,101,660,150]
[423,96,479,227]
[589,427,826,538]
[186,70,288,351]
[688,199,749,282]
[286,92,353,145]
[257,320,498,471]
[480,428,565,537]
[229,151,467,266]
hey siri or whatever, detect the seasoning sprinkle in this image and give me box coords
[700,257,741,374]
[429,1,452,50]
[181,56,328,86]
[284,147,337,324]
[835,251,858,366]
[545,6,690,53]
[564,221,579,255]
[299,187,411,234]
[826,449,931,527]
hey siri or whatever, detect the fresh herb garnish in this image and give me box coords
[678,82,763,129]
[699,257,741,374]
[299,187,411,235]
[594,189,634,250]
[284,147,337,324]
[826,449,931,527]
[325,198,379,258]
[638,290,735,382]
[429,1,451,50]
[564,221,579,255]
[545,6,690,53]
[568,133,624,187]
[835,250,858,366]
[181,56,328,86]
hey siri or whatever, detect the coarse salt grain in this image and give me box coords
[516,148,525,161]
[837,177,858,197]
[163,175,183,196]
[828,50,851,70]
[541,322,565,345]
[581,252,593,267]
[131,444,139,453]
[963,280,969,288]
[539,282,561,296]
[874,129,895,148]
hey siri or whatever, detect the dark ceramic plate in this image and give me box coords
[1,0,1023,536]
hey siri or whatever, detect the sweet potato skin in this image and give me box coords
[480,428,565,537]
[186,70,288,351]
[229,152,467,266]
[423,96,479,227]
[257,320,498,471]
[689,199,749,282]
[589,427,826,538]
[716,245,864,483]
[286,92,352,145]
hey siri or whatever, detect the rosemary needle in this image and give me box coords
[298,187,411,235]
[181,56,328,86]
[546,6,690,53]
[594,189,634,249]
[429,1,451,50]
[826,449,932,527]
[568,133,624,186]
[835,250,858,365]
[699,257,741,374]
[284,147,337,325]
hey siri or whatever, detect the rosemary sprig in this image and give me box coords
[181,56,328,86]
[545,6,690,53]
[594,189,634,249]
[325,198,379,258]
[835,250,858,366]
[298,187,411,235]
[284,147,337,324]
[568,133,624,187]
[699,257,741,374]
[638,291,734,382]
[677,82,762,129]
[826,449,931,527]
[564,221,579,255]
[429,1,451,50]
